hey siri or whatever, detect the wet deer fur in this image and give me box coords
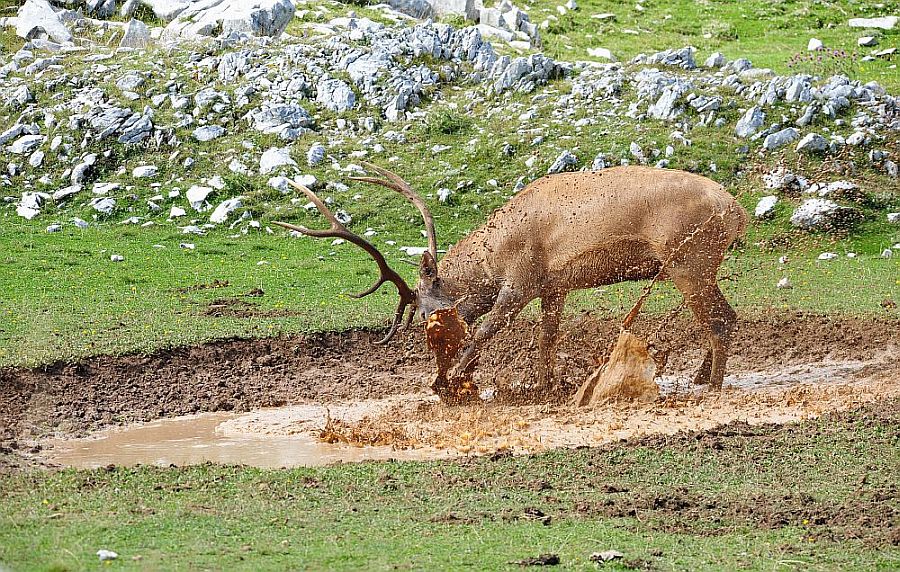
[275,163,748,391]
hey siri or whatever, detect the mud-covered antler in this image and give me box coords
[350,161,438,262]
[273,179,415,344]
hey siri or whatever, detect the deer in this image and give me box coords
[274,162,748,400]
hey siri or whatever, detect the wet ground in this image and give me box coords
[1,311,898,470]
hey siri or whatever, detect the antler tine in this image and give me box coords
[273,180,415,307]
[350,161,438,261]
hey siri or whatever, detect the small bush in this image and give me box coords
[426,109,472,136]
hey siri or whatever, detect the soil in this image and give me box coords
[1,311,898,472]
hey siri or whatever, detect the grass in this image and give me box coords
[1,403,898,570]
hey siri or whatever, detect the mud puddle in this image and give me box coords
[44,359,898,469]
[47,397,451,469]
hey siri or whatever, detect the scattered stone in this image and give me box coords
[547,150,577,173]
[882,248,894,258]
[590,551,624,564]
[847,17,897,30]
[795,133,828,153]
[162,0,296,42]
[193,125,226,142]
[260,147,297,174]
[587,48,616,61]
[16,0,73,45]
[755,195,778,218]
[170,206,186,218]
[763,128,799,151]
[777,277,791,289]
[120,18,151,49]
[807,38,823,51]
[132,165,158,178]
[210,197,243,223]
[817,252,838,261]
[858,36,878,47]
[735,106,765,137]
[307,143,326,167]
[187,186,213,210]
[109,255,124,263]
[704,52,726,68]
[316,78,356,112]
[9,135,44,155]
[791,199,859,231]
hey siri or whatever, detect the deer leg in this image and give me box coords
[451,285,528,379]
[536,290,566,388]
[671,275,735,389]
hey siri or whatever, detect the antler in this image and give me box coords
[273,179,415,344]
[350,161,438,262]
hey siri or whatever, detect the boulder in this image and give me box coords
[763,127,799,151]
[790,199,861,230]
[755,195,778,219]
[735,106,765,137]
[260,147,296,174]
[16,0,72,45]
[316,78,356,113]
[847,16,897,30]
[162,0,295,42]
[119,18,151,50]
[796,132,828,153]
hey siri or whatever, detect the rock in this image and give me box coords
[885,160,898,178]
[547,150,577,174]
[755,195,778,218]
[807,38,823,51]
[790,198,860,230]
[120,0,139,17]
[90,197,116,215]
[187,185,213,210]
[9,135,44,155]
[735,106,765,138]
[72,218,89,229]
[817,252,838,261]
[10,86,34,107]
[52,185,82,202]
[307,143,326,167]
[591,153,608,170]
[260,147,296,174]
[704,52,726,68]
[858,36,878,47]
[250,104,313,139]
[587,47,616,61]
[132,165,158,178]
[119,18,151,49]
[882,248,894,258]
[796,104,817,127]
[795,133,828,153]
[763,127,799,151]
[46,223,62,233]
[777,277,791,289]
[142,0,191,21]
[846,131,867,146]
[316,78,356,112]
[163,0,295,42]
[170,206,186,218]
[29,150,45,168]
[210,197,242,223]
[16,0,73,45]
[109,255,124,263]
[887,213,900,224]
[117,114,153,144]
[848,17,897,30]
[193,125,226,142]
[116,73,146,92]
[635,47,696,69]
[648,84,689,120]
[71,154,97,185]
[0,125,24,146]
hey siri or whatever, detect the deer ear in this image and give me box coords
[419,252,437,280]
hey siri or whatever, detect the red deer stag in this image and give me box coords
[274,163,748,397]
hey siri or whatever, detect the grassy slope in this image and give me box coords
[1,404,898,570]
[0,0,898,368]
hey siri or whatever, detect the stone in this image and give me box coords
[847,17,897,30]
[110,255,125,263]
[116,73,146,92]
[790,199,859,230]
[795,133,828,153]
[193,125,226,142]
[755,195,778,218]
[170,206,186,218]
[316,78,356,112]
[90,197,116,215]
[210,197,242,223]
[52,185,82,202]
[250,104,313,137]
[162,0,295,42]
[591,153,608,170]
[587,47,616,61]
[547,150,577,174]
[858,36,878,47]
[119,18,151,49]
[807,38,823,51]
[142,0,191,21]
[71,154,97,185]
[704,52,726,68]
[260,147,296,174]
[887,213,900,224]
[307,143,326,167]
[16,0,73,45]
[763,128,799,151]
[846,131,867,146]
[735,106,765,138]
[777,277,791,289]
[28,150,44,168]
[132,165,158,178]
[187,185,213,210]
[11,86,34,107]
[46,223,62,233]
[9,135,43,155]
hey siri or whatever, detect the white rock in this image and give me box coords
[210,197,242,223]
[72,218,89,229]
[795,133,828,153]
[848,17,897,30]
[777,277,791,289]
[316,78,356,112]
[817,252,837,261]
[260,147,296,174]
[9,135,44,155]
[887,213,900,223]
[119,18,151,49]
[735,107,765,138]
[858,36,877,47]
[882,248,893,258]
[763,128,799,151]
[192,125,225,142]
[90,197,116,215]
[16,0,73,44]
[180,242,195,250]
[109,255,124,263]
[307,142,326,167]
[162,0,295,42]
[587,47,616,61]
[807,38,823,51]
[754,195,778,218]
[186,186,213,210]
[132,165,158,178]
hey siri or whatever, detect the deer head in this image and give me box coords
[273,162,453,343]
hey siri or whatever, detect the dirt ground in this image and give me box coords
[1,311,898,471]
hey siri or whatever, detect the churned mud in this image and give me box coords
[0,312,897,470]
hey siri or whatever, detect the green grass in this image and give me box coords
[526,0,900,91]
[2,403,898,570]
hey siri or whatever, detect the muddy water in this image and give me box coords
[48,406,452,469]
[45,359,898,469]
